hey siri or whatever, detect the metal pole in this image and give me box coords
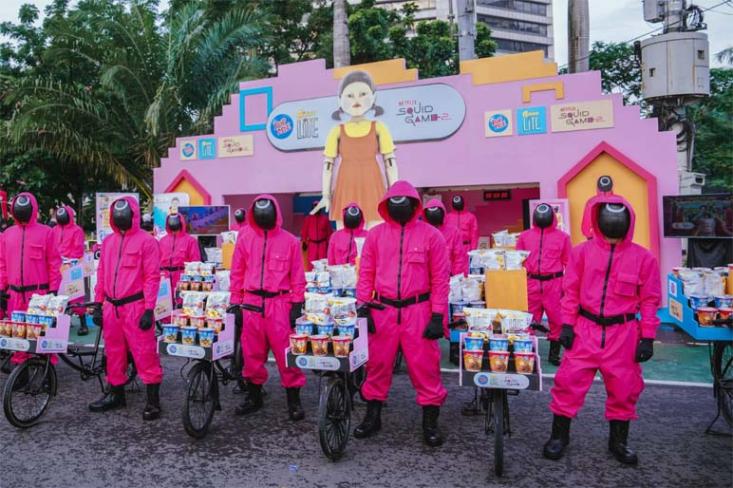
[457,0,476,61]
[568,0,590,72]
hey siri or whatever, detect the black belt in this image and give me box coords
[9,283,49,293]
[579,308,636,326]
[528,271,564,281]
[245,289,290,298]
[376,292,431,309]
[161,265,184,272]
[310,238,327,244]
[105,292,145,307]
[463,240,470,245]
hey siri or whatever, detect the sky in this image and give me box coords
[1,0,731,67]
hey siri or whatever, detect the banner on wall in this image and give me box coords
[219,135,254,157]
[153,193,190,238]
[95,193,138,242]
[550,100,614,132]
[265,83,466,151]
[529,199,571,233]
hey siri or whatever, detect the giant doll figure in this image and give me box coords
[516,203,572,365]
[311,71,398,226]
[543,194,660,465]
[355,181,449,447]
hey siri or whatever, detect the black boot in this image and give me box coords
[609,420,638,465]
[543,414,571,460]
[422,406,444,447]
[548,341,561,366]
[235,382,263,416]
[142,383,162,421]
[77,315,89,336]
[286,387,305,421]
[89,385,126,412]
[353,400,382,439]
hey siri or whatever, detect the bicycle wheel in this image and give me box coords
[3,358,57,428]
[318,375,351,461]
[182,361,217,438]
[712,341,733,427]
[492,390,505,477]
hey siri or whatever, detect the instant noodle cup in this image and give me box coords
[514,352,535,374]
[189,315,206,329]
[295,318,314,336]
[11,311,26,323]
[162,324,179,343]
[697,307,717,326]
[489,336,509,352]
[317,322,335,337]
[489,351,510,373]
[37,315,55,328]
[198,328,215,348]
[714,295,733,309]
[202,276,215,292]
[463,335,484,352]
[463,350,484,372]
[337,324,356,339]
[689,295,712,310]
[289,334,309,355]
[12,322,27,339]
[332,336,352,358]
[0,321,10,336]
[26,324,42,340]
[513,337,534,354]
[181,326,197,345]
[207,318,223,334]
[25,314,40,325]
[175,314,189,327]
[310,335,330,356]
[717,308,733,321]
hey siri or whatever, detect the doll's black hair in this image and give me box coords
[331,70,384,120]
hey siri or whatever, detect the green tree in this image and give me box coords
[588,41,642,104]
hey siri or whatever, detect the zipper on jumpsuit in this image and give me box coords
[346,230,353,264]
[538,228,544,293]
[112,235,125,319]
[396,226,405,324]
[20,227,26,303]
[258,231,268,317]
[598,244,616,348]
[169,234,177,269]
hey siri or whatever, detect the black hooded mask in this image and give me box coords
[387,196,417,225]
[112,199,133,232]
[597,175,613,193]
[234,208,246,224]
[451,195,464,211]
[12,195,33,224]
[597,203,630,240]
[533,204,553,229]
[424,206,445,226]
[167,214,182,232]
[344,206,363,229]
[56,207,70,226]
[253,199,276,230]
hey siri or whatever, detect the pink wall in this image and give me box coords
[154,59,681,286]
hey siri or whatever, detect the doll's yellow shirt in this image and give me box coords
[323,120,395,158]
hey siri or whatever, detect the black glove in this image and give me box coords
[558,324,575,350]
[357,305,376,334]
[290,302,304,329]
[423,313,445,340]
[227,304,243,329]
[139,309,155,331]
[530,322,549,334]
[301,241,308,252]
[635,338,654,363]
[92,306,103,326]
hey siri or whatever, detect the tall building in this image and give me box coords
[370,0,554,59]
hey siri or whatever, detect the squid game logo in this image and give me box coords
[396,98,451,126]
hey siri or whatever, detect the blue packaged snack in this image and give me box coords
[318,322,335,336]
[513,338,534,353]
[11,311,26,323]
[337,324,356,339]
[489,336,509,352]
[464,336,484,352]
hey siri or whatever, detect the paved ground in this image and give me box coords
[2,357,731,488]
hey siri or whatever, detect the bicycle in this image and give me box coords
[287,318,368,461]
[159,308,238,439]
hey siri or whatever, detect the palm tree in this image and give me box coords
[716,47,733,65]
[333,0,350,67]
[7,2,269,198]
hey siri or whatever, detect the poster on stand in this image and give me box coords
[154,277,173,321]
[153,193,190,238]
[529,199,570,233]
[95,193,138,242]
[59,263,85,300]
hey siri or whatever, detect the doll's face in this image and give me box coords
[340,81,374,117]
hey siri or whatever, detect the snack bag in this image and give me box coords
[305,292,331,315]
[461,276,482,302]
[184,262,201,276]
[206,292,231,320]
[181,291,207,317]
[27,294,52,315]
[505,250,530,270]
[500,310,533,335]
[449,275,464,303]
[305,272,318,290]
[312,259,329,273]
[47,295,71,317]
[327,296,357,326]
[220,231,238,245]
[464,307,493,329]
[215,270,230,291]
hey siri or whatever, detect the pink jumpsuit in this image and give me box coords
[159,213,200,295]
[52,205,86,312]
[230,195,306,388]
[301,211,332,271]
[1,193,62,364]
[550,194,660,421]
[424,199,468,276]
[358,181,450,406]
[516,211,572,340]
[445,208,479,252]
[95,197,163,386]
[327,203,368,266]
